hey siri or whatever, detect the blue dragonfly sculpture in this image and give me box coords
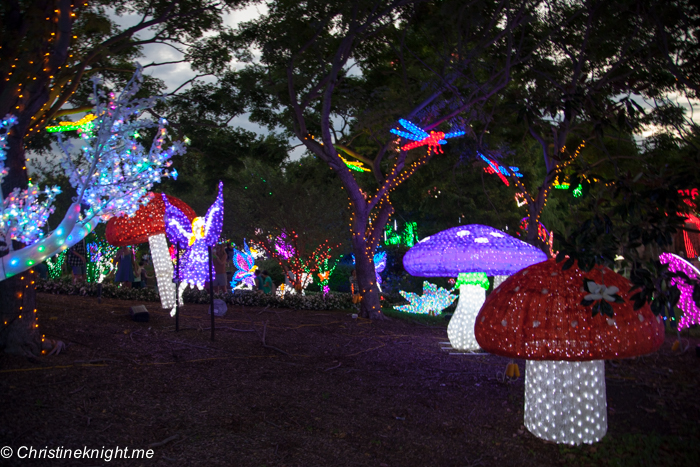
[390,119,465,154]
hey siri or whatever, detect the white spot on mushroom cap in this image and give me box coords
[571,320,578,328]
[501,320,507,327]
[541,288,548,294]
[514,286,520,292]
[533,320,540,328]
[475,237,489,243]
[419,236,431,243]
[607,318,616,326]
[456,230,470,237]
[490,232,504,237]
[638,314,644,322]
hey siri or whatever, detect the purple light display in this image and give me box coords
[275,231,295,260]
[163,181,224,290]
[403,224,548,277]
[660,253,700,330]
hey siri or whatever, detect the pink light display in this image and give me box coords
[163,182,224,290]
[275,231,296,260]
[659,253,700,330]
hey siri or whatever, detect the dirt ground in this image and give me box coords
[1,294,699,467]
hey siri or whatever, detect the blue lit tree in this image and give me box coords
[0,67,184,356]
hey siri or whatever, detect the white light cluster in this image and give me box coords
[57,66,185,222]
[0,66,184,282]
[394,281,456,315]
[149,233,179,310]
[493,275,507,289]
[447,284,485,350]
[524,360,607,445]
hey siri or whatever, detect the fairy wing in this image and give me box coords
[390,119,428,141]
[163,194,192,248]
[233,248,254,275]
[203,181,224,246]
[374,251,387,274]
[442,130,465,139]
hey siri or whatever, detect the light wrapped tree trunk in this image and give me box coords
[0,269,42,356]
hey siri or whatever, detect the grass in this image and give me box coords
[381,305,449,326]
[558,428,700,466]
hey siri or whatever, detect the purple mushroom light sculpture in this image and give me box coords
[403,225,548,351]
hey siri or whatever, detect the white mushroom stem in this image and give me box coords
[148,233,180,312]
[447,284,484,351]
[493,275,508,289]
[524,360,608,445]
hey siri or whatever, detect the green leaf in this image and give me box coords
[601,300,614,317]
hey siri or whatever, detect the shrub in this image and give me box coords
[35,278,354,311]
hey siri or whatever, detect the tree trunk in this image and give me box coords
[0,268,43,356]
[351,236,383,319]
[1,119,43,356]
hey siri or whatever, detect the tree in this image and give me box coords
[0,0,242,355]
[0,68,184,355]
[224,156,349,292]
[207,0,534,318]
[490,0,700,251]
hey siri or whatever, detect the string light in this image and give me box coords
[480,154,523,186]
[1,116,61,246]
[384,221,417,247]
[313,249,340,297]
[45,113,97,133]
[339,154,371,172]
[660,253,700,330]
[394,281,456,315]
[404,225,547,351]
[474,258,665,445]
[677,190,699,258]
[525,360,607,445]
[45,251,66,279]
[351,251,387,291]
[86,239,118,283]
[1,66,184,282]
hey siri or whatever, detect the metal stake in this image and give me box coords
[175,242,180,332]
[209,245,215,341]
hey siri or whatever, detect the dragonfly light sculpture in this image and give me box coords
[390,119,465,154]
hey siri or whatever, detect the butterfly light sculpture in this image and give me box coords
[163,181,224,292]
[230,239,258,289]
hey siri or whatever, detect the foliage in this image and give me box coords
[35,278,355,311]
[554,131,700,320]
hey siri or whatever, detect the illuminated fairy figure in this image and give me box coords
[163,181,224,290]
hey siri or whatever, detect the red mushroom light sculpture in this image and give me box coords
[106,193,196,311]
[474,258,664,445]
